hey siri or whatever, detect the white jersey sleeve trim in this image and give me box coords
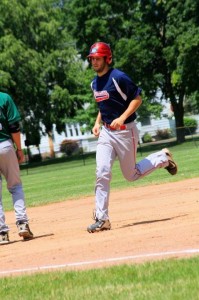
[112,78,127,101]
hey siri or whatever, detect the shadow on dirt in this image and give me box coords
[1,233,54,245]
[119,214,188,229]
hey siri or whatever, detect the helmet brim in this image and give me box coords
[87,53,105,58]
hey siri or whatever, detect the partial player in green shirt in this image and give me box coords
[0,92,34,244]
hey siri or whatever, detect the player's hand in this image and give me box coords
[110,117,125,130]
[16,149,25,164]
[92,123,101,137]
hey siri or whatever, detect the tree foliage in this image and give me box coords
[64,0,199,142]
[0,0,85,146]
[0,0,198,145]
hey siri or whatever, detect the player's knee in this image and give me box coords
[123,174,134,181]
[8,183,23,193]
[122,170,140,182]
[96,165,111,180]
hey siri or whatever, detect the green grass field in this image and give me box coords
[3,137,199,211]
[1,257,199,300]
[1,138,199,299]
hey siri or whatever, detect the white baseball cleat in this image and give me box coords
[162,148,178,175]
[87,219,111,233]
[0,231,10,244]
[17,222,34,240]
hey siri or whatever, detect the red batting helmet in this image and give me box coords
[87,42,112,64]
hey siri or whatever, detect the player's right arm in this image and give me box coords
[110,95,142,129]
[92,111,102,137]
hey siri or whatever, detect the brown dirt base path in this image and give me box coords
[0,177,199,277]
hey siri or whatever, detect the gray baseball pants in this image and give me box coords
[95,122,170,220]
[0,139,29,232]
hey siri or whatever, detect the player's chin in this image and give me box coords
[92,66,100,71]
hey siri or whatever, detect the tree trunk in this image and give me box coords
[48,131,55,158]
[171,97,185,143]
[174,112,185,143]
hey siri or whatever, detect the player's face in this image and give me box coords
[90,57,109,76]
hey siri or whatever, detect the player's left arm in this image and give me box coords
[110,95,142,128]
[6,94,24,163]
[11,129,25,164]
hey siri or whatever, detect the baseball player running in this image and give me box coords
[0,92,33,244]
[87,42,177,233]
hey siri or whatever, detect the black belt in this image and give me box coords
[103,122,127,130]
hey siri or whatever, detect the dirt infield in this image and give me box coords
[0,177,199,277]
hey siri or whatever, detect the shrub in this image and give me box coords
[184,117,198,135]
[142,132,152,143]
[60,139,79,156]
[29,154,42,163]
[156,128,171,140]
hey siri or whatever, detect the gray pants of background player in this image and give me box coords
[95,121,170,221]
[0,139,29,233]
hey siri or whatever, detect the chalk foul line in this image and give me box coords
[1,248,199,276]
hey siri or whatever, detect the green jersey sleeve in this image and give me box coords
[5,94,21,124]
[0,92,21,141]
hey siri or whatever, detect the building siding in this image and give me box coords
[21,115,199,156]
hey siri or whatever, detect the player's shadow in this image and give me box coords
[21,233,54,242]
[2,233,54,245]
[118,214,188,229]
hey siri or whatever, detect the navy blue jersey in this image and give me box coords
[91,68,142,124]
